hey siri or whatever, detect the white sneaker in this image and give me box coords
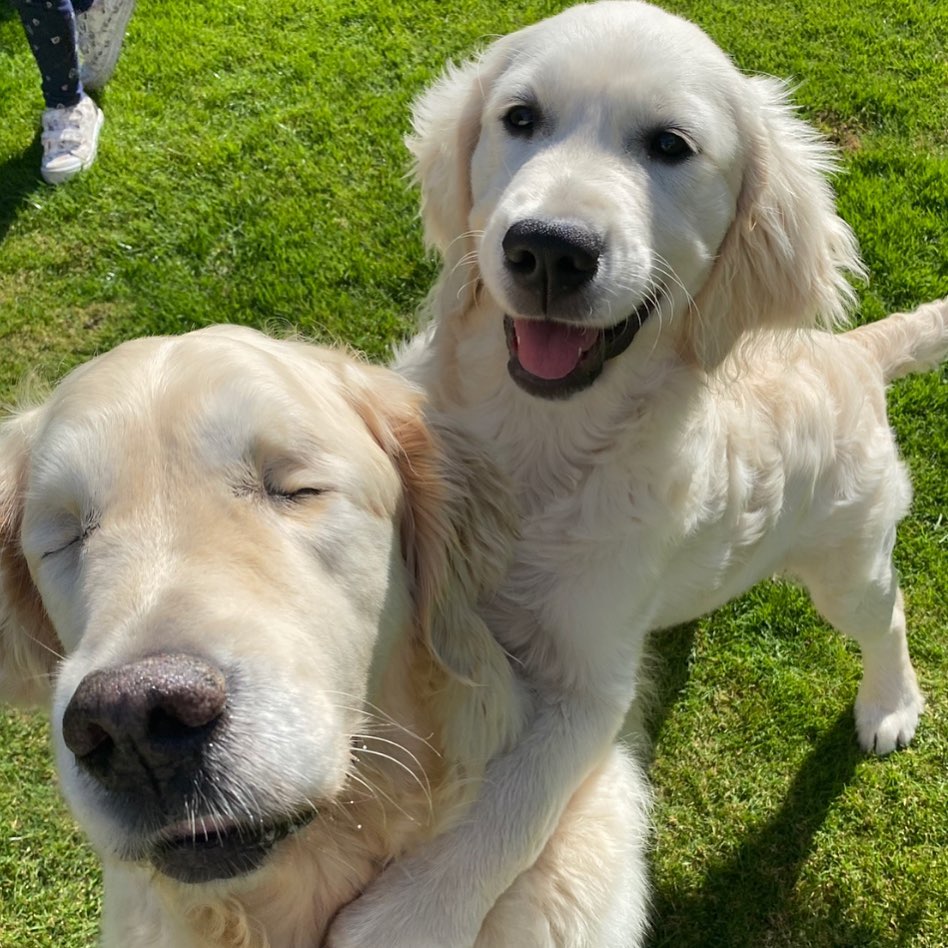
[77,0,136,91]
[40,95,105,185]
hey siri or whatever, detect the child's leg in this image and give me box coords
[13,0,105,184]
[12,0,84,108]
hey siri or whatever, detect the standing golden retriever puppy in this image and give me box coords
[326,2,948,945]
[0,326,650,947]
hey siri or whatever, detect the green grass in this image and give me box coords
[1,1,946,945]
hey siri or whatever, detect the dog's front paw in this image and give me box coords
[326,905,477,948]
[855,679,926,754]
[325,861,485,948]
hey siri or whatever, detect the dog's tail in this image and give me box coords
[846,297,948,382]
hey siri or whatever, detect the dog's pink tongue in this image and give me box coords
[514,319,599,380]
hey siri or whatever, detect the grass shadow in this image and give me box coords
[635,622,699,754]
[0,129,45,245]
[648,709,863,948]
[619,624,698,757]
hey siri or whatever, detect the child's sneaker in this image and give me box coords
[77,0,136,91]
[40,94,105,185]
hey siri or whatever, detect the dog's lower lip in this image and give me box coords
[504,296,655,399]
[149,810,316,884]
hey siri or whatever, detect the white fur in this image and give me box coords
[326,2,948,945]
[0,326,650,947]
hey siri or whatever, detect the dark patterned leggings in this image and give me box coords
[11,0,95,108]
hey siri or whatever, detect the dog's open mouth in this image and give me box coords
[504,298,653,399]
[150,810,317,884]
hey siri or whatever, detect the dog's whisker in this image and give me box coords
[456,250,481,270]
[352,746,433,819]
[344,768,401,830]
[447,243,482,280]
[445,229,485,256]
[349,749,432,826]
[323,691,439,752]
[352,734,432,793]
[457,274,482,304]
[26,634,65,662]
[344,769,383,807]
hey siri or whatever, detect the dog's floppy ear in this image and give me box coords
[407,40,518,319]
[407,56,490,257]
[343,362,523,767]
[340,362,516,683]
[0,407,62,706]
[690,76,864,368]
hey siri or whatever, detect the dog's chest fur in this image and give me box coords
[415,308,824,689]
[419,313,689,682]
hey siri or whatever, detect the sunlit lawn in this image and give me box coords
[0,1,946,945]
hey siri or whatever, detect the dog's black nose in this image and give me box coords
[62,653,227,798]
[502,218,602,308]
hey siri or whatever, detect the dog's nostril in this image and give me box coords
[505,245,537,273]
[555,252,596,281]
[82,731,115,775]
[148,705,213,743]
[65,720,113,760]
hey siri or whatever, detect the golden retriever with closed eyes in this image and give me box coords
[325,2,948,945]
[0,326,650,947]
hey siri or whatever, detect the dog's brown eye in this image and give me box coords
[503,104,538,136]
[648,129,694,162]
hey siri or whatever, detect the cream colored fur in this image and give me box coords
[0,326,650,947]
[325,2,948,945]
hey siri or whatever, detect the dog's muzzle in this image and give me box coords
[500,218,655,398]
[61,652,317,883]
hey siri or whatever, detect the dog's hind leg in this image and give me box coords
[794,540,925,754]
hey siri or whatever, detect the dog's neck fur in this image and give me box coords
[104,635,480,948]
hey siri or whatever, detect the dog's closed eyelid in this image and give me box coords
[232,475,331,503]
[41,535,81,559]
[265,485,329,503]
[260,463,332,502]
[37,518,98,559]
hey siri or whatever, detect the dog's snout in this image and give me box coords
[502,219,602,308]
[62,653,227,794]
